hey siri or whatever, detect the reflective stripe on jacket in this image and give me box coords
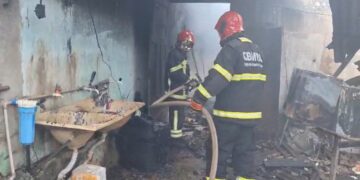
[193,35,266,121]
[166,48,190,100]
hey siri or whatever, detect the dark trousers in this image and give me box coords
[207,118,256,179]
[169,106,185,138]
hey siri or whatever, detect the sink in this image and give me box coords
[36,98,144,148]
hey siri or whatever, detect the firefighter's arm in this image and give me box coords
[191,46,237,110]
[169,65,189,83]
[168,53,190,84]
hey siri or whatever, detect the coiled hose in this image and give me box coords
[151,101,218,180]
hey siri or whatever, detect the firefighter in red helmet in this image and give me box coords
[166,29,195,139]
[190,11,266,180]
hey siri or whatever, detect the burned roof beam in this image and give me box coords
[328,0,360,64]
[264,159,315,168]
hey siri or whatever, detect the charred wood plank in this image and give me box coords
[316,127,360,142]
[264,159,314,168]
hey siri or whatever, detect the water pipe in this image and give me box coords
[84,133,107,164]
[3,101,16,180]
[57,149,79,180]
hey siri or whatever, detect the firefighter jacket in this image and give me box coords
[166,47,190,100]
[193,34,266,123]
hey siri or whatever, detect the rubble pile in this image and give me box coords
[254,139,360,180]
[108,119,360,180]
[108,68,360,180]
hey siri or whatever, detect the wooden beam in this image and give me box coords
[264,159,314,168]
[330,136,340,180]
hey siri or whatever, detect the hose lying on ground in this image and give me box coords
[151,101,218,180]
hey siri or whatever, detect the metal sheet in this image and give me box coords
[285,69,360,138]
[337,85,360,138]
[284,69,343,131]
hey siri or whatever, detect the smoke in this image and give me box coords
[171,3,230,79]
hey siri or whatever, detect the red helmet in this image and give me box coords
[215,11,244,41]
[177,30,195,51]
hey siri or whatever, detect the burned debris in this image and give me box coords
[263,69,360,180]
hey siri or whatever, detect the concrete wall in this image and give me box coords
[20,0,139,101]
[0,0,23,176]
[0,0,147,176]
[277,0,335,108]
[276,0,360,108]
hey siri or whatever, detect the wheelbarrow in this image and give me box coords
[36,98,144,149]
[36,98,144,180]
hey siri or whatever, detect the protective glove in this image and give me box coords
[190,99,203,111]
[185,78,200,91]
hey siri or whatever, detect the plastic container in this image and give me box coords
[18,106,37,145]
[71,164,106,180]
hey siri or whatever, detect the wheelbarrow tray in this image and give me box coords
[36,98,144,132]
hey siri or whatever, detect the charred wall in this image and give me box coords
[0,0,152,177]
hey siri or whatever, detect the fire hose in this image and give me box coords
[150,82,218,180]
